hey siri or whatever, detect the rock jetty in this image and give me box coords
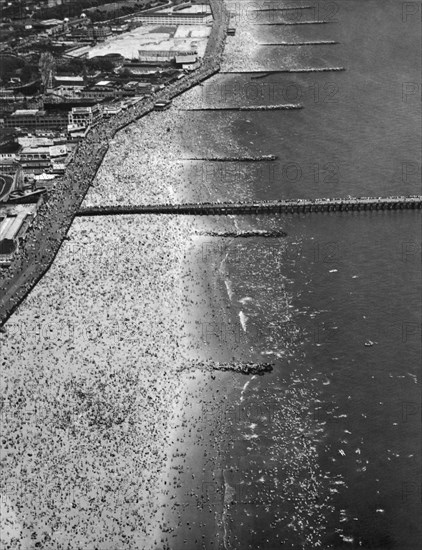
[185,361,274,375]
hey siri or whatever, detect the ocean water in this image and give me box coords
[171,0,421,548]
[179,0,421,202]
[204,211,421,549]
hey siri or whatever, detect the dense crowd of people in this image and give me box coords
[0,3,235,547]
[0,0,230,326]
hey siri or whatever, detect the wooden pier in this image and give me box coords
[77,196,422,217]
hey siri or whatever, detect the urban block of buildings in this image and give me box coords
[0,1,214,265]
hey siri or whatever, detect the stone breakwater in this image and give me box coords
[191,361,274,375]
[253,6,315,11]
[221,67,346,74]
[258,41,339,45]
[255,21,335,25]
[183,104,303,110]
[0,0,229,327]
[180,360,274,375]
[183,154,278,161]
[195,230,288,238]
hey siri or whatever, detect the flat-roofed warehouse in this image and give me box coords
[0,204,38,266]
[134,14,212,24]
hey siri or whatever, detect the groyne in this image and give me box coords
[221,67,345,74]
[196,230,288,238]
[182,155,278,162]
[182,104,303,111]
[0,0,230,327]
[258,41,338,46]
[76,196,422,217]
[256,21,335,25]
[253,6,314,11]
[182,361,274,375]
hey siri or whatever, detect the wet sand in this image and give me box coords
[150,221,263,550]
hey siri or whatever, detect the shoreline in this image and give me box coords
[151,221,261,549]
[0,0,229,328]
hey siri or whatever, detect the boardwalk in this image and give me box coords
[77,196,422,217]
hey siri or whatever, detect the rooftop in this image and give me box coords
[21,146,51,154]
[12,110,39,117]
[71,106,99,113]
[0,157,20,165]
[175,55,197,64]
[40,19,64,26]
[54,76,85,83]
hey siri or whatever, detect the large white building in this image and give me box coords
[68,105,102,129]
[51,76,85,97]
[133,12,212,25]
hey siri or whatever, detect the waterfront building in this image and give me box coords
[51,76,85,97]
[1,110,68,131]
[137,49,198,63]
[0,204,38,266]
[133,13,212,25]
[81,83,117,100]
[67,105,102,128]
[175,55,198,69]
[19,147,52,173]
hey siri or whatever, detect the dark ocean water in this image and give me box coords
[204,211,421,549]
[181,0,421,202]
[172,1,421,548]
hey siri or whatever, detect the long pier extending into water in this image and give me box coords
[77,196,422,217]
[220,67,345,74]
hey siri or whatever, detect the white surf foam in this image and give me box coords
[239,311,248,332]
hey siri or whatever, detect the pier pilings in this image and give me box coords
[76,196,422,217]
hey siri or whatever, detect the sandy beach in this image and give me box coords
[0,178,254,550]
[1,0,415,548]
[0,213,202,548]
[0,103,249,550]
[0,1,281,548]
[84,96,247,208]
[0,9,235,542]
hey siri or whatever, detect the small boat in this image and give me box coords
[364,340,374,347]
